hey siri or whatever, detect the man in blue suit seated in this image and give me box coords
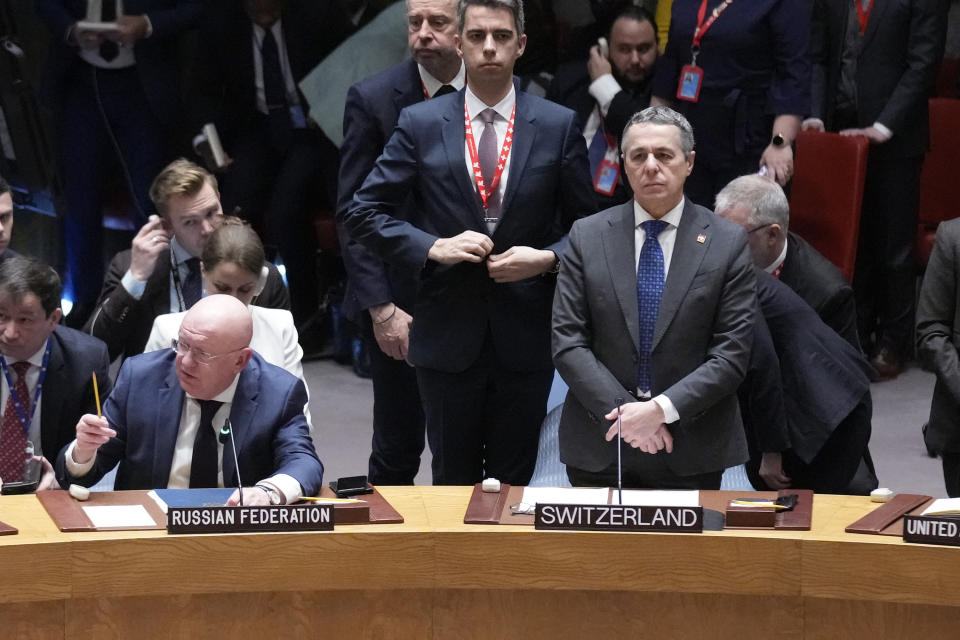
[56,295,322,505]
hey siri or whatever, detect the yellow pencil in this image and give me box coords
[92,372,102,418]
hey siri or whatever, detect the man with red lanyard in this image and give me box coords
[342,0,596,485]
[804,0,943,380]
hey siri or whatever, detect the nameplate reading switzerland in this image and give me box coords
[534,503,703,533]
[167,505,333,534]
[903,515,960,547]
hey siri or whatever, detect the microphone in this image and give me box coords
[219,419,243,506]
[615,397,624,505]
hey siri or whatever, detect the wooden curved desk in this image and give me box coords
[1,488,959,639]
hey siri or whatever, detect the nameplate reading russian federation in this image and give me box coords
[534,503,703,533]
[903,515,960,547]
[167,505,333,534]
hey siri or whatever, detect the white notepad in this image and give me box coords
[82,505,156,529]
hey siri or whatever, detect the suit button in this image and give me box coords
[632,354,638,363]
[588,412,598,423]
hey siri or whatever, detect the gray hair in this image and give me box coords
[714,174,790,231]
[620,106,695,159]
[458,0,524,37]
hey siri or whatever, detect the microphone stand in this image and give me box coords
[219,419,243,506]
[615,397,624,505]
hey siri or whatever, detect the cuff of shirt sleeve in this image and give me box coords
[652,394,679,424]
[588,74,622,116]
[802,117,824,130]
[872,121,893,140]
[121,270,147,299]
[143,15,153,38]
[64,441,96,477]
[261,474,303,504]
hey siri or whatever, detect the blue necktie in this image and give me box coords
[637,220,668,394]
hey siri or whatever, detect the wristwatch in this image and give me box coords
[771,133,787,147]
[256,483,283,505]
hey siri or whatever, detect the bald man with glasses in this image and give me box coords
[57,295,322,505]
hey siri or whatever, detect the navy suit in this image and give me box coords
[343,89,596,485]
[336,59,426,485]
[37,0,202,311]
[56,350,322,496]
[742,272,876,494]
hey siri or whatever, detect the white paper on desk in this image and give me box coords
[921,498,960,516]
[82,505,156,528]
[521,487,609,506]
[619,490,700,507]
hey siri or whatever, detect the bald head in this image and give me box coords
[176,295,253,399]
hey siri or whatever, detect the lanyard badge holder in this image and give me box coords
[677,0,734,103]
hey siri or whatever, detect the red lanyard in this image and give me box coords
[854,0,874,35]
[692,0,734,49]
[464,101,516,208]
[420,81,430,100]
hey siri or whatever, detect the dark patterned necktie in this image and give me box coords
[637,220,668,394]
[100,0,119,62]
[433,84,455,98]
[182,258,202,308]
[478,108,501,220]
[0,362,31,482]
[261,28,293,148]
[189,399,223,488]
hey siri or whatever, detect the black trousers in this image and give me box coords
[363,318,426,485]
[416,336,553,486]
[567,457,723,490]
[943,452,960,498]
[853,144,922,354]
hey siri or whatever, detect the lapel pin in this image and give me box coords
[697,234,706,244]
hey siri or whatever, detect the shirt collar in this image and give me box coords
[170,236,194,267]
[252,19,283,43]
[186,372,240,404]
[14,340,50,369]
[465,84,515,123]
[418,61,466,98]
[765,236,789,274]
[633,197,685,230]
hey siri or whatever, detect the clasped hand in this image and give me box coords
[603,401,674,454]
[428,231,555,281]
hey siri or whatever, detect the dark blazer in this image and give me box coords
[748,272,872,464]
[336,58,424,319]
[37,0,203,125]
[918,218,960,453]
[35,326,112,460]
[188,0,354,141]
[810,0,943,157]
[779,231,860,351]
[343,89,597,373]
[83,248,290,361]
[553,199,756,476]
[56,350,323,495]
[546,61,655,211]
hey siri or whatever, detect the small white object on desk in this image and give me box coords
[68,484,90,501]
[481,478,501,493]
[870,487,894,503]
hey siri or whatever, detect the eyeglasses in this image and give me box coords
[170,338,243,366]
[746,223,775,234]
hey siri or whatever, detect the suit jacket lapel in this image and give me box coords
[225,362,259,486]
[442,92,486,228]
[39,337,66,459]
[499,92,535,217]
[395,59,424,112]
[860,0,885,50]
[603,203,640,352]
[653,201,710,350]
[153,366,185,487]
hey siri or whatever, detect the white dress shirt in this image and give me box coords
[0,343,47,457]
[463,85,516,233]
[582,73,623,166]
[765,237,789,275]
[77,0,150,69]
[121,236,194,313]
[633,198,684,424]
[418,61,466,98]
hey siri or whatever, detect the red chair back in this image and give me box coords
[789,130,869,282]
[916,98,960,268]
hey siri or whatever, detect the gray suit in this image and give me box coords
[917,218,960,496]
[553,199,755,479]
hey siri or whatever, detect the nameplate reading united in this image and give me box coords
[167,505,333,534]
[534,503,703,533]
[903,515,960,547]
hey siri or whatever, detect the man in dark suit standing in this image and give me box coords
[805,0,943,379]
[37,0,202,323]
[0,257,111,491]
[917,218,960,497]
[84,159,289,362]
[189,0,354,329]
[741,272,876,495]
[0,176,17,264]
[337,0,465,485]
[547,4,659,210]
[343,0,596,485]
[553,106,755,489]
[59,295,322,504]
[715,174,861,352]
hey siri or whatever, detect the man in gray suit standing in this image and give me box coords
[553,106,756,489]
